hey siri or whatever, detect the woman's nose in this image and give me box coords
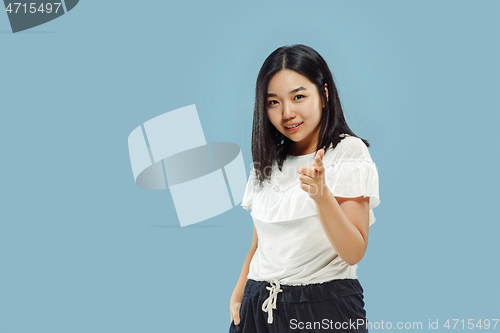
[282,102,296,119]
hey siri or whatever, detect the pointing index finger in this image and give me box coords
[314,149,325,171]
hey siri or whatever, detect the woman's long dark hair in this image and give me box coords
[251,44,370,187]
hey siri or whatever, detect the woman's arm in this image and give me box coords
[298,149,371,266]
[314,192,370,266]
[230,224,258,303]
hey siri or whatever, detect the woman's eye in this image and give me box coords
[295,95,305,100]
[268,100,278,106]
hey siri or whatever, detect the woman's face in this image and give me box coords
[266,69,328,155]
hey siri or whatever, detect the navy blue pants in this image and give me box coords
[229,278,369,333]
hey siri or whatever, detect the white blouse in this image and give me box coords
[241,134,381,286]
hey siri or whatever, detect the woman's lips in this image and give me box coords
[285,122,303,132]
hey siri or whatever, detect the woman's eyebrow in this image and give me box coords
[267,86,307,97]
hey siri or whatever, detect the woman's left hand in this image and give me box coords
[297,148,328,201]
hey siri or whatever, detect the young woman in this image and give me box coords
[229,44,380,333]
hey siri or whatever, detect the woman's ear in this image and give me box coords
[323,83,329,107]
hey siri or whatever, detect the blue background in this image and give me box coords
[1,0,499,332]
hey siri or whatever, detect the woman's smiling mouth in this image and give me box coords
[285,122,303,131]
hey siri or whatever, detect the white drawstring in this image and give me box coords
[261,279,283,324]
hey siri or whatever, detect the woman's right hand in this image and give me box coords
[230,300,242,326]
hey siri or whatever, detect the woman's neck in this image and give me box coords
[288,143,318,156]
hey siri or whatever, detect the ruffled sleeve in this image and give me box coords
[325,137,380,225]
[241,168,257,211]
